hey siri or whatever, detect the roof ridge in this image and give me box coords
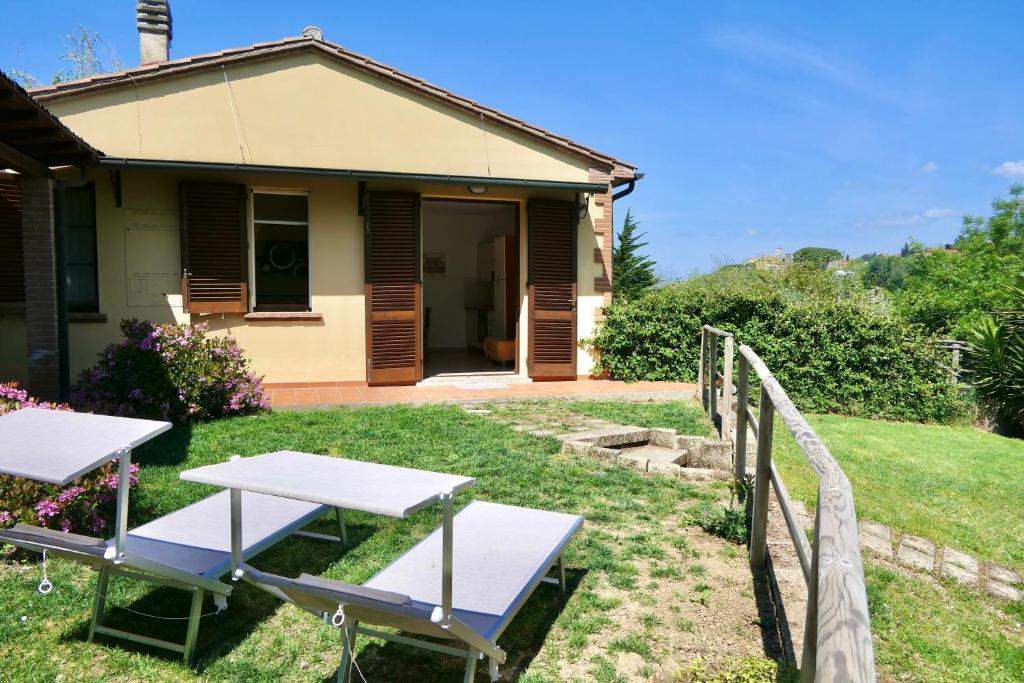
[29,34,636,174]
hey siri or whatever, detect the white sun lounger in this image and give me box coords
[1,491,337,663]
[0,409,345,664]
[242,500,584,682]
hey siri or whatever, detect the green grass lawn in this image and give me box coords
[2,401,1022,682]
[543,400,1024,681]
[0,405,742,682]
[769,414,1024,572]
[865,563,1024,682]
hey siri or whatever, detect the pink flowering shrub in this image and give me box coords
[71,319,269,423]
[0,382,137,534]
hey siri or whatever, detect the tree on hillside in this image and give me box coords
[793,246,843,269]
[896,184,1024,334]
[8,26,121,87]
[612,209,657,300]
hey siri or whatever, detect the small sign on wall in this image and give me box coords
[125,208,181,308]
[423,252,446,274]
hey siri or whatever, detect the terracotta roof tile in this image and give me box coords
[29,35,635,177]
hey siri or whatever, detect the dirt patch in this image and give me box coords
[545,492,798,682]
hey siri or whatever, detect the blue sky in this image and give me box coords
[3,1,1023,276]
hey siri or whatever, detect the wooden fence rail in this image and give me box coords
[698,325,734,442]
[701,330,876,682]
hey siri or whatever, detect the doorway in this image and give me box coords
[421,199,518,381]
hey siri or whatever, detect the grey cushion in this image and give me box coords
[243,564,432,622]
[0,523,107,558]
[120,490,328,578]
[366,500,583,640]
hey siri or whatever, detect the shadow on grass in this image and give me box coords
[133,424,193,469]
[332,568,588,682]
[750,556,797,667]
[60,519,374,672]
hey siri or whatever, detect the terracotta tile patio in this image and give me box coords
[267,379,697,409]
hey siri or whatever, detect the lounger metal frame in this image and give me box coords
[334,553,567,683]
[87,505,348,665]
[1,496,349,665]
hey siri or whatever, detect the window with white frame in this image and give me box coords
[252,191,310,311]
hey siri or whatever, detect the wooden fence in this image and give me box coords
[702,331,876,681]
[932,339,967,384]
[698,325,734,441]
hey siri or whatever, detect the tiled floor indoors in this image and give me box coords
[267,378,697,409]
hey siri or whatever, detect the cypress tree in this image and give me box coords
[612,209,657,300]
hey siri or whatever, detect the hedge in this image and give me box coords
[587,283,966,423]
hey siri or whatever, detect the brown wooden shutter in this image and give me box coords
[180,182,248,314]
[364,192,421,386]
[0,175,24,306]
[528,198,577,380]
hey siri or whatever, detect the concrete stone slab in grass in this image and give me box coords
[986,564,1023,602]
[616,453,649,473]
[677,467,729,482]
[897,534,936,572]
[569,426,651,447]
[858,521,894,559]
[590,446,621,461]
[648,461,682,477]
[560,441,592,456]
[688,441,733,470]
[647,428,678,448]
[941,547,979,587]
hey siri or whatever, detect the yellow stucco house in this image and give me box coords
[0,10,639,397]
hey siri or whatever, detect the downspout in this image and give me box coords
[611,171,644,202]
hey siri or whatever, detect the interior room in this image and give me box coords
[421,199,517,380]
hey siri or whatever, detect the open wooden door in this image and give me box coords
[528,199,577,380]
[365,192,421,386]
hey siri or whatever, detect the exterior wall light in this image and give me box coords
[467,185,487,195]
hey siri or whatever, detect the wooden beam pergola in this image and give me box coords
[0,71,99,174]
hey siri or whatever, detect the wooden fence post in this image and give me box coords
[722,335,734,442]
[800,492,822,683]
[697,327,705,409]
[749,384,774,570]
[709,332,719,432]
[734,354,749,483]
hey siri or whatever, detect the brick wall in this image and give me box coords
[20,177,60,401]
[589,168,613,323]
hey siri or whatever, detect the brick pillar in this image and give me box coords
[590,168,614,322]
[20,176,60,401]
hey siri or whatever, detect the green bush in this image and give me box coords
[675,656,797,682]
[0,382,137,535]
[962,282,1024,433]
[687,502,748,545]
[587,269,966,423]
[72,319,269,422]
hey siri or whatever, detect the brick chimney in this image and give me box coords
[137,0,172,64]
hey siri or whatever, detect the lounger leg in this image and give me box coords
[336,507,348,545]
[88,567,110,642]
[463,648,479,683]
[558,553,566,598]
[183,588,205,666]
[337,620,358,683]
